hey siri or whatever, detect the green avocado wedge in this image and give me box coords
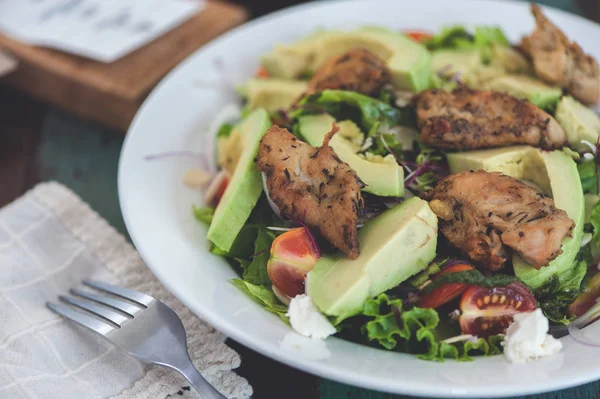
[484,75,562,110]
[261,27,432,92]
[555,95,600,152]
[297,113,404,197]
[447,146,584,289]
[238,78,307,112]
[207,108,271,252]
[307,197,438,322]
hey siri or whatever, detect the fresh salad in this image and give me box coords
[186,4,600,363]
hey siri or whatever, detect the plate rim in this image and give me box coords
[118,0,600,397]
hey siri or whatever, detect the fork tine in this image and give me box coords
[59,296,129,327]
[70,288,139,317]
[83,280,154,307]
[47,302,115,336]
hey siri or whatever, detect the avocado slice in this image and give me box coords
[484,75,562,109]
[489,45,532,75]
[447,146,584,289]
[238,78,307,112]
[307,197,438,321]
[555,95,600,152]
[297,113,404,197]
[262,27,432,92]
[207,109,271,251]
[432,48,504,86]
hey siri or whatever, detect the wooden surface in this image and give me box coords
[0,0,599,398]
[0,1,248,131]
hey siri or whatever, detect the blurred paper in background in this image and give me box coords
[0,0,205,63]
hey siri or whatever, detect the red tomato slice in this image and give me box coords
[418,263,474,309]
[267,228,320,298]
[403,30,434,42]
[459,282,537,337]
[204,171,230,208]
[255,66,270,79]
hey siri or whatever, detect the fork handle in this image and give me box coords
[176,359,227,398]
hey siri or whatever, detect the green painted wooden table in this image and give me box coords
[1,0,599,398]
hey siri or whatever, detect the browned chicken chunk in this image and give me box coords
[424,170,574,271]
[306,48,391,97]
[256,124,364,259]
[521,4,599,104]
[416,88,567,150]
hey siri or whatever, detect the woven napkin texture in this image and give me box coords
[0,182,252,399]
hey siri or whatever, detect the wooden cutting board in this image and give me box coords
[0,1,248,132]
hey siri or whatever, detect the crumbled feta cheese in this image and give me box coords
[503,308,562,363]
[286,294,336,340]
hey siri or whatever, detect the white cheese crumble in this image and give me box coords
[286,294,336,340]
[503,308,562,364]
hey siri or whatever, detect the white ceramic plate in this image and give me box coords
[118,1,600,397]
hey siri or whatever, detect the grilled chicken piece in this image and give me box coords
[416,88,567,150]
[424,170,574,271]
[256,124,364,259]
[306,48,391,97]
[521,4,599,104]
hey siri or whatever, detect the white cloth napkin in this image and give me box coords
[0,182,252,399]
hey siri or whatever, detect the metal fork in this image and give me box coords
[47,280,226,399]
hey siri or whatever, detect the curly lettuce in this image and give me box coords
[361,294,502,361]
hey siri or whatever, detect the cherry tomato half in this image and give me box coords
[403,30,434,43]
[255,66,271,79]
[459,282,537,337]
[204,171,230,208]
[267,228,320,298]
[419,263,474,309]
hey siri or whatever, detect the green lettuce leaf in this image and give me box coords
[292,90,412,132]
[193,206,215,225]
[534,254,589,324]
[369,130,404,157]
[231,280,289,322]
[242,227,275,286]
[590,200,600,245]
[423,25,509,51]
[361,294,503,361]
[423,26,472,50]
[473,26,509,48]
[217,123,234,138]
[578,160,598,195]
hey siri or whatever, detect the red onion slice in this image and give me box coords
[568,302,600,347]
[262,172,282,219]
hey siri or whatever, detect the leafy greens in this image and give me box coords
[231,280,289,322]
[292,90,414,132]
[360,294,502,361]
[534,246,591,324]
[423,25,509,51]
